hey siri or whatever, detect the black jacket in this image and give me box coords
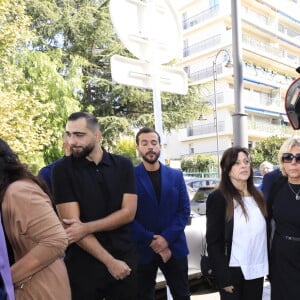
[206,189,233,288]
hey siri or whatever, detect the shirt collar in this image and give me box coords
[71,147,111,167]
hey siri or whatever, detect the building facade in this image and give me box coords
[165,0,300,163]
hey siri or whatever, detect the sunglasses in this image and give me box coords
[282,153,300,163]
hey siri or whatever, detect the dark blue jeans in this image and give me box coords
[0,289,6,300]
[0,275,7,300]
[137,254,190,300]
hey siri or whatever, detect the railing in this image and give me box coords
[183,171,218,178]
[187,120,225,137]
[182,4,300,66]
[183,35,221,57]
[248,121,300,137]
[189,62,223,82]
[185,120,299,139]
[183,5,219,30]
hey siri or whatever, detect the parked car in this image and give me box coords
[190,185,216,215]
[185,177,219,201]
[253,175,263,187]
[185,177,219,191]
[186,184,197,200]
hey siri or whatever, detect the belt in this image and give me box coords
[283,236,300,241]
[277,233,300,241]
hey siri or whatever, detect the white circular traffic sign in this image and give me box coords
[109,0,182,64]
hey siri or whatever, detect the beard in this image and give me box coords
[71,144,94,158]
[142,151,160,164]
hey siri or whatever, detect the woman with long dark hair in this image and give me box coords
[0,139,71,299]
[206,146,268,300]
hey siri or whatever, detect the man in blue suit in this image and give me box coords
[133,127,191,300]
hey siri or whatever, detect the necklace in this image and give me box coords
[288,182,300,200]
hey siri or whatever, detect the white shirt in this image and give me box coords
[229,196,269,280]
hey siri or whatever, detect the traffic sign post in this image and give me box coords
[110,55,188,94]
[110,0,187,163]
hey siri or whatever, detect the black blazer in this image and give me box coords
[206,189,233,288]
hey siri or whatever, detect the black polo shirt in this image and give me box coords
[52,148,137,257]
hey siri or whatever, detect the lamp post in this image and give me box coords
[212,49,233,177]
[199,100,219,177]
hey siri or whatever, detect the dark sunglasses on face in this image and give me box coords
[282,153,300,163]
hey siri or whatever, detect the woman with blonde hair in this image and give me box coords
[206,146,268,300]
[267,137,300,300]
[0,138,71,299]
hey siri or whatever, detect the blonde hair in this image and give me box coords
[278,138,300,176]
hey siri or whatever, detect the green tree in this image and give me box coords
[181,153,216,173]
[25,0,201,143]
[0,0,49,170]
[0,0,83,171]
[18,49,84,164]
[251,136,285,168]
[113,137,140,165]
[180,156,195,171]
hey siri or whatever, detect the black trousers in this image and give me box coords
[66,251,138,300]
[137,254,190,300]
[219,267,264,300]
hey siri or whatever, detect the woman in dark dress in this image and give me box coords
[268,137,300,300]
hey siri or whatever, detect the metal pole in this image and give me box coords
[150,0,165,163]
[212,48,232,176]
[231,0,248,147]
[212,60,220,177]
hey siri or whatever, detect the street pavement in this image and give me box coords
[190,279,270,300]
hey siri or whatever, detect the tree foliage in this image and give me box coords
[25,0,201,138]
[0,0,204,170]
[251,136,285,168]
[0,0,83,171]
[0,0,50,170]
[113,137,140,166]
[181,154,217,173]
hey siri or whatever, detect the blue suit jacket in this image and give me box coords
[261,168,282,200]
[38,157,66,193]
[132,163,190,264]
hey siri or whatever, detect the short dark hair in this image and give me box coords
[67,112,99,131]
[135,127,161,145]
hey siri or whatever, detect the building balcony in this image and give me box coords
[180,118,297,142]
[183,31,232,59]
[187,121,225,138]
[181,3,300,68]
[183,5,220,30]
[248,120,298,137]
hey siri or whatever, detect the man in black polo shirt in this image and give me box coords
[52,112,138,300]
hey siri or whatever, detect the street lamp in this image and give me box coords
[199,100,220,177]
[212,49,233,176]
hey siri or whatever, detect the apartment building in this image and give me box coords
[165,0,300,163]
